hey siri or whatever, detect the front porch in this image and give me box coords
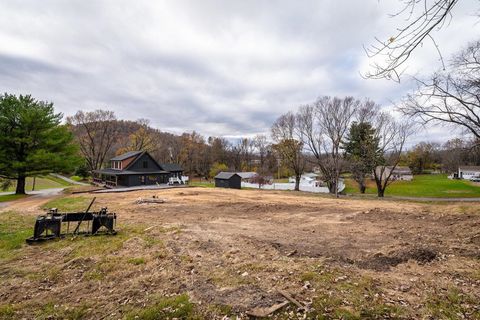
[93,172,118,188]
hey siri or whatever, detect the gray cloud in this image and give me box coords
[0,0,478,143]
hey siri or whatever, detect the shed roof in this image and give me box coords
[214,172,240,179]
[111,151,143,161]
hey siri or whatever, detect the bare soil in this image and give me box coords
[1,187,480,319]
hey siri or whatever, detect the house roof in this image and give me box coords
[214,172,240,179]
[236,172,257,179]
[93,168,169,175]
[392,166,412,174]
[160,163,183,172]
[459,166,480,171]
[111,151,143,161]
[376,166,412,174]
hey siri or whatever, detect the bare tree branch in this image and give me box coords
[365,0,459,81]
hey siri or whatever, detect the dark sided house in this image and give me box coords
[93,151,183,188]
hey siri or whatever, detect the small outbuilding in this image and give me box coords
[214,172,242,189]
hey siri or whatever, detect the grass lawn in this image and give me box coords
[189,181,214,188]
[0,194,28,203]
[4,175,71,192]
[41,196,94,211]
[344,174,480,198]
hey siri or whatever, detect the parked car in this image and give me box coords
[469,176,480,182]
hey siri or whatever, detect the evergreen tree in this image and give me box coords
[0,94,80,194]
[343,122,381,193]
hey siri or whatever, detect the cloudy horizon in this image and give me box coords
[1,0,479,144]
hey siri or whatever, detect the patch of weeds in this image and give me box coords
[209,269,252,287]
[127,257,146,265]
[207,304,233,317]
[124,294,201,320]
[143,234,163,248]
[154,249,168,259]
[425,287,480,319]
[0,211,34,261]
[46,227,132,260]
[34,302,89,320]
[85,269,104,280]
[237,262,268,273]
[41,196,93,212]
[469,269,480,281]
[158,225,183,234]
[0,304,15,319]
[302,265,406,319]
[180,254,194,263]
[85,257,123,281]
[45,265,63,282]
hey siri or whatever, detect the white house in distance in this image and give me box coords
[375,166,413,181]
[457,166,480,180]
[288,173,320,186]
[242,171,345,193]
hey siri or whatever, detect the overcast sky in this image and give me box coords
[1,0,479,143]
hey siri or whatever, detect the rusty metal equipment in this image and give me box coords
[26,197,117,244]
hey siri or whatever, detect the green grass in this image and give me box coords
[344,174,480,198]
[4,175,71,192]
[41,196,94,212]
[0,304,15,319]
[425,287,480,319]
[127,257,146,265]
[0,211,34,261]
[0,194,28,203]
[300,265,406,319]
[34,302,89,320]
[189,181,214,188]
[125,294,199,320]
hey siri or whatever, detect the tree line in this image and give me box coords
[1,38,479,195]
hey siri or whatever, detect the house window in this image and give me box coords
[143,161,148,168]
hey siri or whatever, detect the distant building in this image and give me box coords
[93,151,183,188]
[375,166,413,181]
[214,172,242,189]
[236,172,258,183]
[288,173,320,185]
[458,166,480,180]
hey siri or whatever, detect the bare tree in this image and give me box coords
[296,96,359,196]
[271,112,306,191]
[372,113,414,197]
[253,134,269,172]
[366,0,459,81]
[400,41,480,139]
[67,110,118,172]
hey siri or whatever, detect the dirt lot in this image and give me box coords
[1,187,480,319]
